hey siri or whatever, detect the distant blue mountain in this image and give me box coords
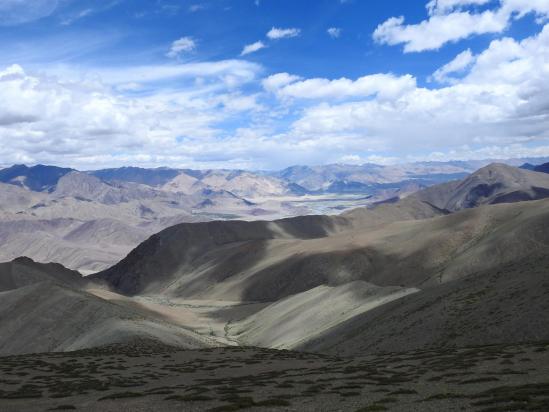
[0,164,74,192]
[89,166,180,187]
[519,163,537,171]
[534,162,549,174]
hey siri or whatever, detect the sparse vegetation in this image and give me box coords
[98,391,144,401]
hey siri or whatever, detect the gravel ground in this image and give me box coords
[1,339,548,411]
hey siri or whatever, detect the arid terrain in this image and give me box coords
[1,340,548,411]
[0,161,487,273]
[4,0,549,409]
[1,162,549,411]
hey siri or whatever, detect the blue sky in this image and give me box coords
[0,0,548,169]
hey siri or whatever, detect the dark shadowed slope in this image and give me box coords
[90,194,449,298]
[90,214,353,296]
[92,164,549,301]
[0,257,85,292]
[0,257,217,356]
[300,255,549,356]
[89,166,180,187]
[87,164,549,353]
[88,192,549,354]
[92,183,549,304]
[0,282,215,356]
[534,161,549,174]
[3,164,549,359]
[0,164,74,192]
[412,163,549,211]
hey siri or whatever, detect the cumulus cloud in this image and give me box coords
[373,10,507,52]
[267,27,301,39]
[261,73,302,92]
[501,0,549,20]
[431,48,475,83]
[290,23,549,161]
[2,14,549,169]
[263,73,417,101]
[374,0,549,52]
[166,37,196,58]
[426,0,492,15]
[241,41,266,56]
[0,61,266,169]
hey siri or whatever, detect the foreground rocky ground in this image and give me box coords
[1,339,548,411]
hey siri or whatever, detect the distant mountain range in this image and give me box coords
[534,162,549,174]
[89,163,549,354]
[3,158,549,196]
[0,164,74,192]
[0,172,287,274]
[0,158,549,274]
[93,163,549,296]
[2,162,549,357]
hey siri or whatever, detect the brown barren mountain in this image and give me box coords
[87,164,549,352]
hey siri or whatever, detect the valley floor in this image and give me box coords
[1,340,548,411]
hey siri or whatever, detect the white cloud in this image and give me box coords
[431,48,475,83]
[264,73,417,101]
[374,0,549,52]
[501,0,549,20]
[241,41,266,56]
[289,23,549,161]
[0,61,266,169]
[166,37,196,58]
[267,27,301,40]
[426,0,492,15]
[2,16,549,170]
[327,27,342,38]
[262,72,302,92]
[0,0,59,26]
[338,154,398,165]
[373,10,507,52]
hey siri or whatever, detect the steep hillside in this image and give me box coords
[0,218,150,274]
[0,170,302,272]
[3,163,549,358]
[0,256,85,292]
[413,163,549,211]
[163,169,301,198]
[0,282,215,355]
[300,255,549,356]
[162,171,205,194]
[89,166,180,186]
[534,161,549,174]
[0,182,45,212]
[91,214,352,296]
[93,178,549,302]
[230,281,418,349]
[91,172,549,354]
[0,164,73,192]
[53,172,176,205]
